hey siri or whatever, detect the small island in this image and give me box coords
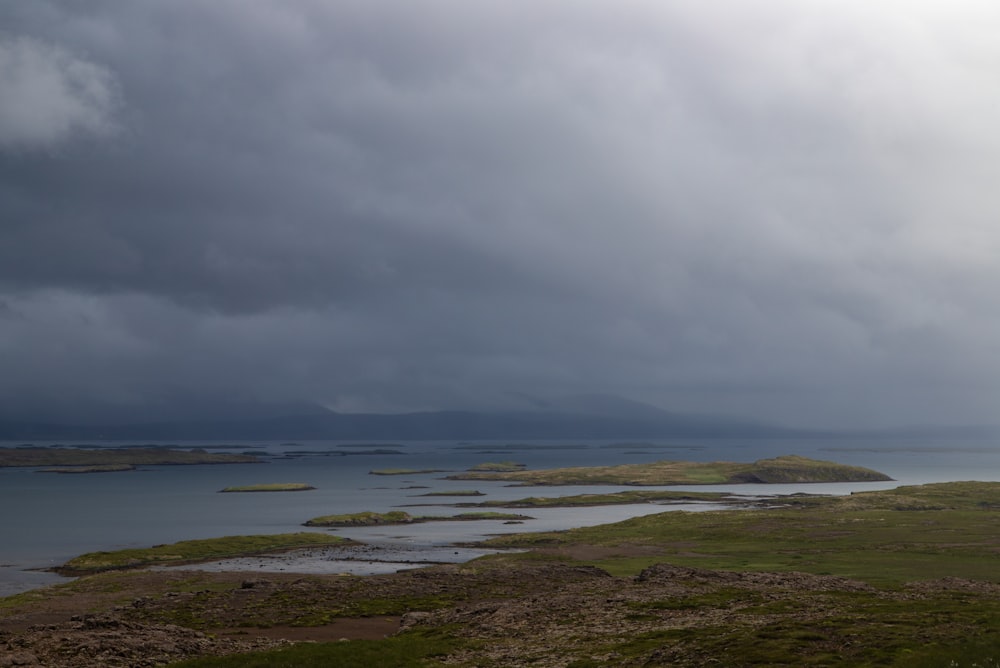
[37,464,136,474]
[303,510,532,527]
[0,446,260,468]
[468,461,526,472]
[447,455,891,486]
[219,483,316,493]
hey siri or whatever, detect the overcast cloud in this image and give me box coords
[2,1,1000,428]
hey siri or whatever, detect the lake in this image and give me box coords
[2,436,998,596]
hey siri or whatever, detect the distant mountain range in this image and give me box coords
[0,395,812,441]
[1,395,995,441]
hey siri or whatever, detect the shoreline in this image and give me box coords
[153,541,514,576]
[1,541,516,598]
[1,487,898,597]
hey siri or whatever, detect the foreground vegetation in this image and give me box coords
[169,631,463,668]
[448,454,891,486]
[484,481,1000,583]
[5,481,1000,667]
[56,533,349,575]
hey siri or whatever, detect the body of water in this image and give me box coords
[2,436,998,595]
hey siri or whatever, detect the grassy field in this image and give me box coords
[168,630,464,668]
[448,454,891,486]
[483,481,1000,584]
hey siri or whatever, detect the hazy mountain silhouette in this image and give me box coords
[2,394,992,441]
[0,394,811,440]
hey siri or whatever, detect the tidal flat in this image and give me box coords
[4,481,1000,666]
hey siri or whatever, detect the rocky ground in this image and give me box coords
[4,547,1000,667]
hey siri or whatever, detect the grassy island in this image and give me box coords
[303,510,531,527]
[468,461,526,472]
[0,446,260,467]
[219,483,316,493]
[37,464,136,474]
[55,533,349,575]
[448,454,891,486]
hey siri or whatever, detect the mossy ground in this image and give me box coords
[484,481,1000,584]
[167,628,467,668]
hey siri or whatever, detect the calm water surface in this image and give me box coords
[2,437,998,595]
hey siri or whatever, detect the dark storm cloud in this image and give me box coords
[2,1,1000,427]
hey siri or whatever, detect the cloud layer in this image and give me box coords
[0,35,118,148]
[2,1,1000,427]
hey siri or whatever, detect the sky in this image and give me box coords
[2,1,1000,429]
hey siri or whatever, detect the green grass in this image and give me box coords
[167,629,466,668]
[58,533,349,574]
[604,593,1000,666]
[448,455,891,486]
[484,481,1000,585]
[219,483,315,492]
